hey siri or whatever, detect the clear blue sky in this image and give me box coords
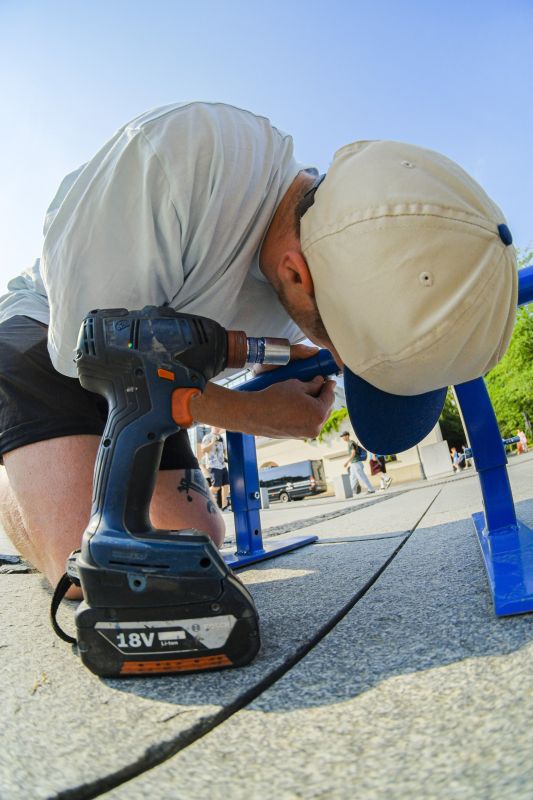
[1,0,532,292]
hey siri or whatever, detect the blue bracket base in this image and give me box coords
[472,512,533,616]
[222,534,318,569]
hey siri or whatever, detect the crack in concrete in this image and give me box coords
[222,491,405,549]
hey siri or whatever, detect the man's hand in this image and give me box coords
[199,433,212,454]
[248,375,336,439]
[200,435,215,454]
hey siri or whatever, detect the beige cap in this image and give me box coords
[300,140,517,396]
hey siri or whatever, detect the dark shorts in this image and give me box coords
[209,466,229,487]
[0,315,199,470]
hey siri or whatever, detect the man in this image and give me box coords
[201,426,230,510]
[341,431,375,495]
[0,102,517,597]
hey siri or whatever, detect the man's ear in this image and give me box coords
[277,251,315,299]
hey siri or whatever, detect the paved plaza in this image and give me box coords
[2,456,533,799]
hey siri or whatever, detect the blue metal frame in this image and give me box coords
[223,351,339,569]
[455,265,533,615]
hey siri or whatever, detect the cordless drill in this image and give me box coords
[52,306,290,677]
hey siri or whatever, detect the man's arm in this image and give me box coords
[189,376,335,440]
[343,442,356,469]
[343,447,353,469]
[200,435,215,455]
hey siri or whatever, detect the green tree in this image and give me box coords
[318,407,348,442]
[485,247,533,438]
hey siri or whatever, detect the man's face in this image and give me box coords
[277,284,344,369]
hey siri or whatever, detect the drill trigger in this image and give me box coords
[171,387,201,428]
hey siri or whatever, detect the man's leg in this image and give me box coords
[221,483,230,509]
[0,436,100,597]
[207,468,225,510]
[353,461,375,493]
[0,437,225,596]
[348,464,360,493]
[220,467,230,509]
[151,467,225,546]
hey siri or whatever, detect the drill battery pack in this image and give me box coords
[63,533,260,678]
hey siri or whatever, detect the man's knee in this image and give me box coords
[196,512,226,549]
[0,470,29,552]
[1,436,99,586]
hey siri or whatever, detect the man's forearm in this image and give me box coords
[189,375,336,440]
[190,382,262,435]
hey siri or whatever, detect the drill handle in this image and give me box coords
[87,365,176,539]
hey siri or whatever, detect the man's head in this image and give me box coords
[260,170,339,360]
[268,141,517,455]
[340,431,351,441]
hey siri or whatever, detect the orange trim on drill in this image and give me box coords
[171,387,201,428]
[157,368,176,381]
[120,654,232,674]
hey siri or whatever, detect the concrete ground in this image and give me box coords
[2,456,533,799]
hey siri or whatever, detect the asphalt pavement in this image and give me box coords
[2,455,533,799]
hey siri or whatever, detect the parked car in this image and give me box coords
[258,459,327,503]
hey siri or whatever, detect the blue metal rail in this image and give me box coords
[223,352,339,568]
[455,265,533,615]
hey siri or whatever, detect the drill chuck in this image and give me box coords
[225,332,290,369]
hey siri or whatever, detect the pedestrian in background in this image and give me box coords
[450,446,466,471]
[341,431,375,495]
[370,454,392,490]
[517,430,528,455]
[201,427,231,510]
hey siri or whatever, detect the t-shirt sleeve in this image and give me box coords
[41,130,183,377]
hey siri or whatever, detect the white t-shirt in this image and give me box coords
[0,102,307,377]
[201,432,226,470]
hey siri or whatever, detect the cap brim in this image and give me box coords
[344,367,447,455]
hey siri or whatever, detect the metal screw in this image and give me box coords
[211,603,221,613]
